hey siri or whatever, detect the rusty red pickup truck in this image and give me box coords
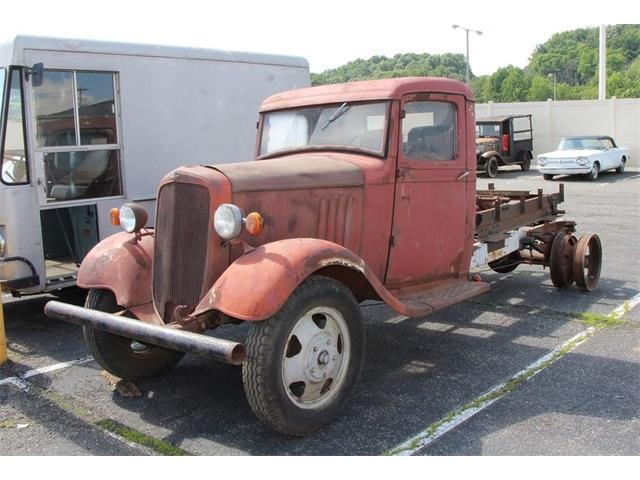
[46,77,602,436]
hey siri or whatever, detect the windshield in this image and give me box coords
[1,67,29,185]
[557,138,606,150]
[259,101,389,157]
[476,123,501,137]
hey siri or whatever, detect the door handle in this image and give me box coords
[457,171,470,181]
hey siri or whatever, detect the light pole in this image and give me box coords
[452,24,483,84]
[548,73,557,101]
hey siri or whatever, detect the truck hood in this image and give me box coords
[210,155,365,193]
[476,137,498,146]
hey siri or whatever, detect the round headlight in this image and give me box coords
[0,232,6,257]
[537,156,547,166]
[119,203,149,234]
[576,156,588,166]
[214,204,244,240]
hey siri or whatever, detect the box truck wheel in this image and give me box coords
[243,276,365,436]
[83,290,184,380]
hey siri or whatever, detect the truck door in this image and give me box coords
[30,69,124,284]
[386,93,471,285]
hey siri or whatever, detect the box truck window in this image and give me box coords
[33,70,122,201]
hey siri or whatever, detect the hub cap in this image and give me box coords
[282,306,350,409]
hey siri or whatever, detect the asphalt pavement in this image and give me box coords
[1,167,638,455]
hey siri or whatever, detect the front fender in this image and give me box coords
[77,231,153,309]
[191,238,401,321]
[479,151,501,162]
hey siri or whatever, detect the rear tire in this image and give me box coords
[83,290,184,380]
[520,152,532,171]
[243,276,365,436]
[616,157,626,174]
[543,174,554,181]
[486,157,499,178]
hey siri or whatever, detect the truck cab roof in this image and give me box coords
[476,114,532,123]
[260,77,475,112]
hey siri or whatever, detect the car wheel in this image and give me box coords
[616,157,626,174]
[520,152,532,172]
[587,162,600,181]
[486,157,499,178]
[243,276,365,436]
[83,290,184,380]
[543,174,554,181]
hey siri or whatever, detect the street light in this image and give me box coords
[452,24,483,84]
[548,73,557,101]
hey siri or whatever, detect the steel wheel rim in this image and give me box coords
[281,306,351,409]
[549,233,577,287]
[573,234,602,291]
[591,164,599,180]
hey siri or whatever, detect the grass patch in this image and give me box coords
[96,419,191,456]
[575,312,626,329]
[31,385,192,456]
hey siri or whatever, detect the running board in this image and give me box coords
[393,279,490,317]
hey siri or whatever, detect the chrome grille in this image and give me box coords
[153,182,210,322]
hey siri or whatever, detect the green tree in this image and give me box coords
[527,75,553,101]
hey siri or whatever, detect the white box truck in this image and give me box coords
[0,36,309,295]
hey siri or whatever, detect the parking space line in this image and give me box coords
[0,356,93,389]
[385,294,640,456]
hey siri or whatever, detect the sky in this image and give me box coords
[2,0,636,76]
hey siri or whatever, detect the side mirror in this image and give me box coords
[30,63,44,87]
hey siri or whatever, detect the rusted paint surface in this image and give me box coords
[213,155,364,192]
[385,92,473,286]
[77,231,155,310]
[259,77,474,112]
[190,238,416,321]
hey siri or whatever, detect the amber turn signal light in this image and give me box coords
[245,212,264,236]
[110,208,120,226]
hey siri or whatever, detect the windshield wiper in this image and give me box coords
[320,102,350,131]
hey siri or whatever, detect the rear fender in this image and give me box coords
[77,231,154,309]
[191,238,404,321]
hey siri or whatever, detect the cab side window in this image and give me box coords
[402,101,456,161]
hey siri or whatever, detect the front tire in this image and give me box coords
[486,157,499,178]
[243,276,365,436]
[83,290,184,380]
[587,162,600,181]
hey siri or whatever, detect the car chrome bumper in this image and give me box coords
[539,166,591,175]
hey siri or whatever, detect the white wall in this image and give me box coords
[476,98,640,168]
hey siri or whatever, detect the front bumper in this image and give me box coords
[539,166,591,175]
[44,301,246,365]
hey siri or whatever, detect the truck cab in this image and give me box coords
[46,78,600,436]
